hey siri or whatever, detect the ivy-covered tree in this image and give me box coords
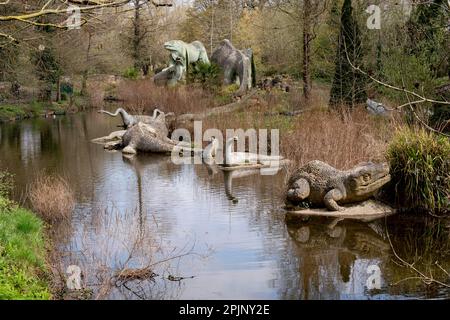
[32,47,61,102]
[406,0,449,78]
[329,0,366,108]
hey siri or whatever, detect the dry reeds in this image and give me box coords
[28,175,75,223]
[116,79,218,115]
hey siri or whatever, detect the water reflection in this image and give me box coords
[0,112,449,299]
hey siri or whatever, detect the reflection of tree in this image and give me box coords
[383,215,450,297]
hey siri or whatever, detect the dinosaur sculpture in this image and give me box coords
[98,108,173,136]
[211,39,256,96]
[154,40,210,86]
[224,136,283,166]
[285,160,391,211]
[121,122,180,154]
[202,136,219,162]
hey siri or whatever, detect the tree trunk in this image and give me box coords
[56,76,61,102]
[302,0,312,100]
[133,0,141,72]
[81,32,92,96]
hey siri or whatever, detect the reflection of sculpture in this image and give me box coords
[155,40,210,86]
[211,39,255,96]
[286,160,391,211]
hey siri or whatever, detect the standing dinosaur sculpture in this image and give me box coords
[211,39,256,97]
[154,40,210,86]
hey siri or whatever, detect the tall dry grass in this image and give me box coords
[203,89,397,171]
[116,79,219,115]
[28,175,75,223]
[281,109,395,170]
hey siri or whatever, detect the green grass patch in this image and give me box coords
[0,171,51,299]
[0,200,51,299]
[0,104,26,120]
[387,127,450,213]
[0,100,69,121]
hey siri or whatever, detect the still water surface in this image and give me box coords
[1,112,448,299]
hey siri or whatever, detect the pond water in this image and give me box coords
[0,112,449,299]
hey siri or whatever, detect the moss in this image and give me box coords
[387,127,450,213]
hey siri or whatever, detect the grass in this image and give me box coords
[387,127,450,213]
[0,197,51,299]
[116,79,221,115]
[0,101,67,122]
[202,88,395,170]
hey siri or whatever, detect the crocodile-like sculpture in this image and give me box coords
[285,160,391,211]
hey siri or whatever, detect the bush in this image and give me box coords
[123,67,139,80]
[187,62,221,91]
[387,127,450,213]
[28,175,75,223]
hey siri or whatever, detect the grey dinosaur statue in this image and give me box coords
[285,160,391,211]
[98,108,172,134]
[121,121,180,154]
[155,40,210,86]
[211,39,256,96]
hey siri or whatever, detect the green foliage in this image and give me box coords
[123,67,139,79]
[187,62,221,91]
[406,0,449,78]
[0,172,51,299]
[0,171,14,198]
[0,206,51,299]
[329,0,367,107]
[387,128,450,213]
[0,105,26,120]
[378,50,438,103]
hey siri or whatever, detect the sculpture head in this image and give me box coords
[164,40,186,63]
[345,162,391,198]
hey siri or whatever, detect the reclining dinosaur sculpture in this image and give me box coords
[98,107,173,134]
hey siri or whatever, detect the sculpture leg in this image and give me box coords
[223,67,234,85]
[324,189,344,211]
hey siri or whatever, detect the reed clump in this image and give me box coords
[387,127,450,214]
[28,175,75,223]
